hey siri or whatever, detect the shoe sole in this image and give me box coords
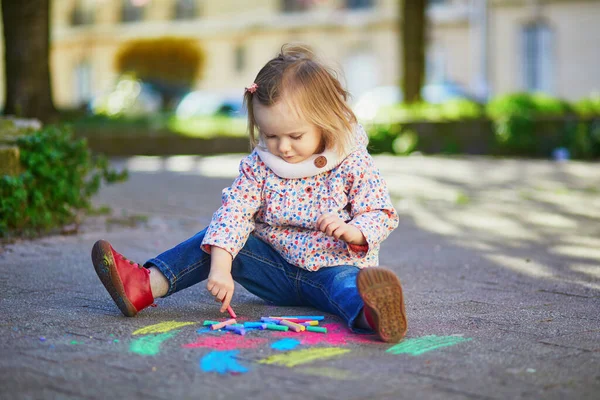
[357,267,407,343]
[92,240,138,317]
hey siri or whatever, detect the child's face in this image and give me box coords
[253,96,323,164]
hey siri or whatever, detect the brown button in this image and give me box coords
[314,155,327,168]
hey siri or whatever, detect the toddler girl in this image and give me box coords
[92,45,407,343]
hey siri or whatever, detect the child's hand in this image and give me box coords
[316,213,366,245]
[207,246,235,313]
[207,268,235,313]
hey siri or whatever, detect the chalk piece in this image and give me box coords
[299,321,319,326]
[203,320,220,326]
[211,319,237,330]
[261,317,281,324]
[265,324,289,332]
[244,322,267,329]
[306,326,327,333]
[226,305,237,319]
[278,319,305,332]
[225,325,246,336]
[274,316,325,321]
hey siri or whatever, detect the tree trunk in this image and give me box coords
[2,0,56,122]
[401,0,427,104]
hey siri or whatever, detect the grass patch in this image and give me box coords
[69,114,247,139]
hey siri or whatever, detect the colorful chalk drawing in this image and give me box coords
[183,334,268,350]
[200,350,248,374]
[132,321,196,335]
[130,331,180,356]
[271,322,379,346]
[258,347,350,368]
[386,335,472,356]
[271,338,301,351]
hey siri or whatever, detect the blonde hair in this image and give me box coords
[244,44,358,156]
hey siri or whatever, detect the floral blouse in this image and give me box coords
[201,135,399,271]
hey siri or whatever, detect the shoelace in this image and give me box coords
[117,254,145,270]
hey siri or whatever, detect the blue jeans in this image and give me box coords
[145,228,370,333]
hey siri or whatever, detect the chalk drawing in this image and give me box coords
[200,350,248,374]
[271,322,379,346]
[130,331,180,356]
[132,321,196,335]
[258,347,350,368]
[386,335,472,356]
[183,335,267,351]
[196,327,216,334]
[271,338,301,351]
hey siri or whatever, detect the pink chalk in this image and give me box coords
[210,319,237,330]
[226,305,237,319]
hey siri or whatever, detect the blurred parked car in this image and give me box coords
[175,91,246,119]
[90,76,163,117]
[353,81,478,121]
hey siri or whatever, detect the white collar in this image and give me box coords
[255,124,368,179]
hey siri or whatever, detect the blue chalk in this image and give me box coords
[260,317,281,324]
[244,322,267,329]
[224,325,246,336]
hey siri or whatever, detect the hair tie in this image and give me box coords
[245,83,258,94]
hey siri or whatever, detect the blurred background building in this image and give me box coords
[1,0,599,110]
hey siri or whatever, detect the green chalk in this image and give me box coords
[265,323,289,332]
[203,320,220,326]
[306,326,327,333]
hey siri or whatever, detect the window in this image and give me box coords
[346,0,374,9]
[70,0,95,26]
[281,0,310,13]
[234,45,246,74]
[122,0,147,23]
[74,61,92,106]
[521,21,553,93]
[175,0,197,20]
[426,45,446,83]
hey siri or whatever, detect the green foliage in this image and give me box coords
[573,94,600,117]
[0,126,127,237]
[376,99,483,124]
[486,93,574,155]
[366,92,599,159]
[367,123,403,154]
[392,129,419,155]
[116,37,204,88]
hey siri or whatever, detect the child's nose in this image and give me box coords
[279,139,291,153]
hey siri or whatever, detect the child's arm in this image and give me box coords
[201,153,265,308]
[201,153,264,257]
[206,246,235,313]
[342,152,399,256]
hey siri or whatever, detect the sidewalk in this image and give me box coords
[1,154,599,400]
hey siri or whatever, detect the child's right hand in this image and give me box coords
[206,246,235,313]
[207,268,235,313]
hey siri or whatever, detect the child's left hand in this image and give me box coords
[316,213,366,245]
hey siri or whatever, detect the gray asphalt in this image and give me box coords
[1,154,599,400]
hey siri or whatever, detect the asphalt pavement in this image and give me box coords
[1,154,599,400]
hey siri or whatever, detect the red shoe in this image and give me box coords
[357,267,407,343]
[91,240,155,317]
